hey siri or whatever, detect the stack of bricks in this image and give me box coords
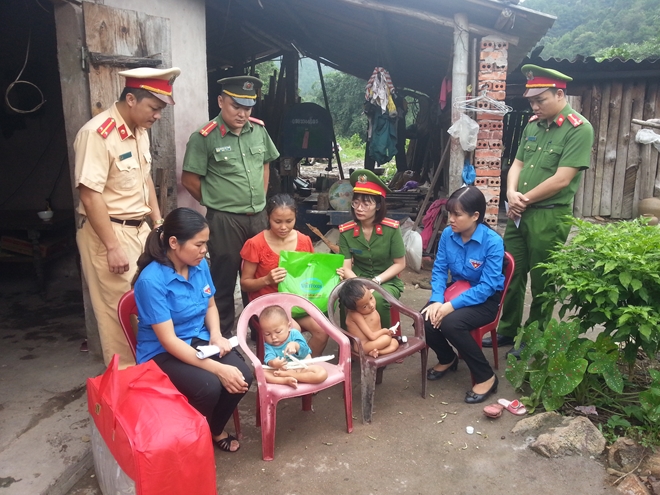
[475,35,508,228]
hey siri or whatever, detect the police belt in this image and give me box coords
[527,204,566,210]
[110,217,145,227]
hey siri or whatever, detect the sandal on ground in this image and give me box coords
[483,403,504,419]
[214,434,240,452]
[497,398,527,416]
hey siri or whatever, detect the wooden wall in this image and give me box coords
[573,80,660,219]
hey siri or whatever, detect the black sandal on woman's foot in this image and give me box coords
[426,355,459,381]
[215,434,240,452]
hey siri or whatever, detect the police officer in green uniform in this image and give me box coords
[338,169,406,327]
[182,76,279,338]
[483,65,594,356]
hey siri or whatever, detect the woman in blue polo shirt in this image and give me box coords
[133,207,252,452]
[421,186,505,404]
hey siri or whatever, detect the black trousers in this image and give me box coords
[423,295,499,384]
[153,341,253,436]
[206,208,268,338]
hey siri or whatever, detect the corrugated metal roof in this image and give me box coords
[509,55,660,85]
[207,0,556,96]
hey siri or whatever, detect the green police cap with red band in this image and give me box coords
[350,169,391,198]
[521,64,572,98]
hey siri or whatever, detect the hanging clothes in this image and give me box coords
[368,110,398,164]
[365,67,397,115]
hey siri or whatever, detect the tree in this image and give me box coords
[522,0,660,60]
[308,71,368,140]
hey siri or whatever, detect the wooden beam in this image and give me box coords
[88,52,162,68]
[336,0,519,45]
[243,21,293,53]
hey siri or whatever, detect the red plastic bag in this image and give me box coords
[87,355,217,495]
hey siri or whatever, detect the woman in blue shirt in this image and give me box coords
[421,186,504,404]
[133,207,252,452]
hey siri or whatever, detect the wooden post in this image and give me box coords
[449,13,469,195]
[53,1,102,358]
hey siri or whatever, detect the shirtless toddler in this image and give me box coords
[338,279,399,358]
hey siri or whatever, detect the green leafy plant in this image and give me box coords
[538,218,660,371]
[506,319,623,413]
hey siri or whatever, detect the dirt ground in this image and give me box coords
[56,262,618,495]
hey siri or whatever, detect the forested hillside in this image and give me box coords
[523,0,660,60]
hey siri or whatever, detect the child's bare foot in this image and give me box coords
[368,349,379,358]
[273,370,298,388]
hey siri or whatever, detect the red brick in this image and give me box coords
[474,177,488,187]
[484,215,498,227]
[481,40,495,50]
[486,206,499,215]
[478,71,507,81]
[481,51,503,61]
[488,196,500,206]
[488,178,501,187]
[486,91,507,100]
[475,168,501,177]
[474,149,502,159]
[492,82,506,91]
[494,41,509,50]
[477,112,504,121]
[488,140,503,149]
[489,130,504,140]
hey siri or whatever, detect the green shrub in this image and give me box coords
[539,218,660,369]
[506,218,660,445]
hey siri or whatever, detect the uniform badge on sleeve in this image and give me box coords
[203,284,212,295]
[470,259,483,269]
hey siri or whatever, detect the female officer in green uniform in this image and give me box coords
[337,169,406,327]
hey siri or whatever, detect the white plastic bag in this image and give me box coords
[399,218,423,273]
[447,113,479,152]
[635,128,660,152]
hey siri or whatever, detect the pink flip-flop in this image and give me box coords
[483,403,504,418]
[498,398,527,416]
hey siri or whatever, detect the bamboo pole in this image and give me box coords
[413,144,451,230]
[632,119,660,129]
[317,60,344,180]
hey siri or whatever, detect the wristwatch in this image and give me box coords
[372,276,382,285]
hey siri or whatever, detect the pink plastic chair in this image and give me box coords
[327,279,428,424]
[118,290,241,438]
[236,293,353,461]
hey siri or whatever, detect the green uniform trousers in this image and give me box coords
[497,206,572,338]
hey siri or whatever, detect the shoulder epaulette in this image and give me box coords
[339,221,357,233]
[97,118,116,139]
[199,121,218,136]
[567,113,583,127]
[381,217,400,229]
[528,115,539,122]
[249,116,265,126]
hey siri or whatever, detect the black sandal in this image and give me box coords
[214,434,240,452]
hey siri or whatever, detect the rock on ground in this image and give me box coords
[530,416,606,458]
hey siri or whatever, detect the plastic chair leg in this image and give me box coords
[375,366,385,385]
[302,394,313,411]
[343,380,354,433]
[420,347,428,399]
[491,330,499,369]
[361,362,378,423]
[232,408,241,439]
[260,401,277,461]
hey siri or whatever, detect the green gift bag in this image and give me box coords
[278,251,344,317]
